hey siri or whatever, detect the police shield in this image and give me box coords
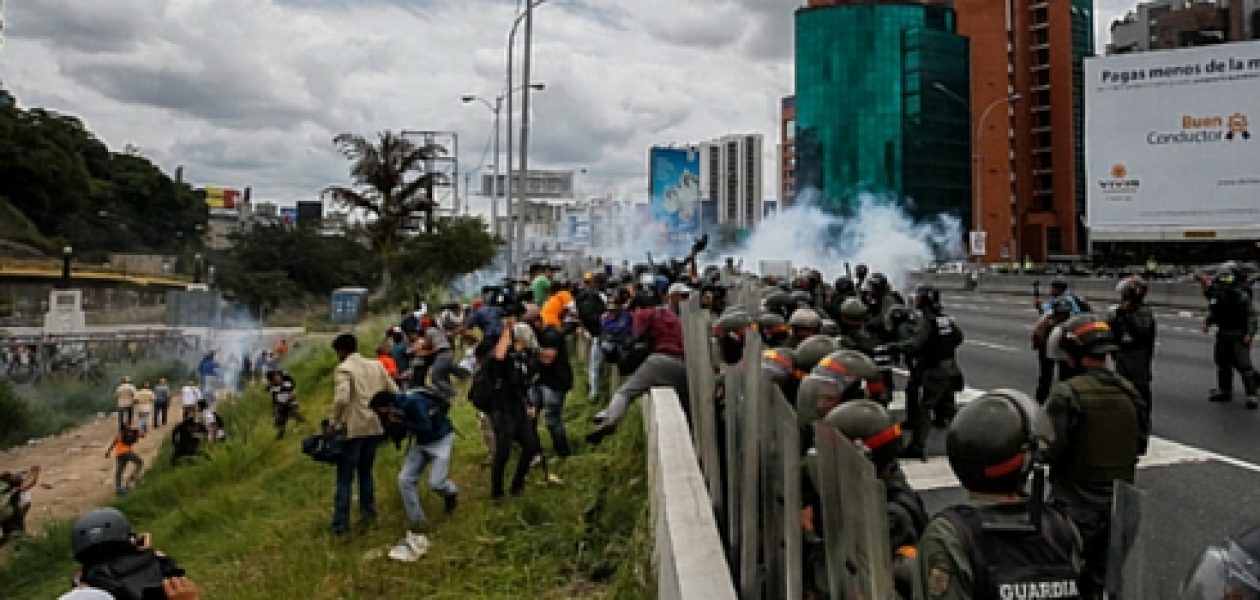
[813,421,892,600]
[1106,480,1147,599]
[680,295,722,518]
[775,391,803,600]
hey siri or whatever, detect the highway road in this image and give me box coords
[893,291,1260,596]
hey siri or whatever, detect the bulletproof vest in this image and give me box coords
[1111,306,1155,352]
[887,484,929,549]
[1059,372,1141,484]
[922,314,962,367]
[942,504,1082,600]
[1209,287,1251,331]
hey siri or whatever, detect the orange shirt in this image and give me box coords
[540,290,573,328]
[113,435,135,456]
[378,354,399,377]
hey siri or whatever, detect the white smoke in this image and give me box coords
[729,190,963,292]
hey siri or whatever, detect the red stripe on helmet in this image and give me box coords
[983,453,1026,478]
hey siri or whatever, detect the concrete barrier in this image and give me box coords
[645,387,737,600]
[913,273,1210,310]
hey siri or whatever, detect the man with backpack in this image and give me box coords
[269,369,301,439]
[170,414,206,466]
[576,273,608,402]
[105,426,144,495]
[370,389,458,533]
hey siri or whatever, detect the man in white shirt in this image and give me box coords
[180,378,202,420]
[114,376,137,429]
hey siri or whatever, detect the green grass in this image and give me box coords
[0,329,653,599]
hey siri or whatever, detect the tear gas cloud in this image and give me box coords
[731,190,963,292]
[585,189,962,293]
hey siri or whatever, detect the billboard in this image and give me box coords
[1085,42,1260,240]
[296,201,323,227]
[279,207,297,225]
[204,187,241,217]
[482,170,575,199]
[649,147,701,234]
[563,207,591,244]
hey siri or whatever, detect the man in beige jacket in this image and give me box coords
[114,376,137,429]
[329,333,398,536]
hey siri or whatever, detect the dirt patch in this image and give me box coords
[0,411,174,534]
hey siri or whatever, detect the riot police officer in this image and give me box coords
[824,400,926,598]
[1044,314,1150,596]
[837,298,880,357]
[1203,263,1260,408]
[917,390,1084,600]
[796,349,882,445]
[788,308,823,346]
[894,285,964,459]
[755,312,791,348]
[1110,277,1157,409]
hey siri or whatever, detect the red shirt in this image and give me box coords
[632,307,684,358]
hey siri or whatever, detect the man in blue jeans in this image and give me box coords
[533,324,573,457]
[369,390,458,532]
[329,334,398,536]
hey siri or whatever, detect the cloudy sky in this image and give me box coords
[0,0,1137,210]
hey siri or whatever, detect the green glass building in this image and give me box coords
[794,2,971,224]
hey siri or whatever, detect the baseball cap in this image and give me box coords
[668,283,692,296]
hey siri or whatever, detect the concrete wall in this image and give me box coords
[913,272,1210,309]
[645,387,737,600]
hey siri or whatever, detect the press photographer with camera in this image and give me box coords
[59,507,199,600]
[467,311,541,499]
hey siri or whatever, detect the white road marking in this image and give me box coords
[892,381,1260,491]
[966,339,1019,353]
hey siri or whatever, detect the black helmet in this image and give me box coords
[839,298,868,323]
[887,303,912,325]
[913,284,942,313]
[71,507,133,561]
[946,390,1053,494]
[1116,276,1148,303]
[755,312,791,346]
[713,310,752,365]
[1057,314,1119,357]
[834,276,856,297]
[855,264,869,281]
[824,400,902,471]
[790,289,814,308]
[867,272,889,295]
[765,291,796,319]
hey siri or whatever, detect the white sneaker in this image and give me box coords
[387,532,430,562]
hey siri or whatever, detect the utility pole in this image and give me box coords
[517,0,535,278]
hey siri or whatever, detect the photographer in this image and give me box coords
[60,507,199,600]
[587,287,687,445]
[473,315,541,499]
[370,389,458,533]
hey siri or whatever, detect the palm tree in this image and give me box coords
[321,131,446,289]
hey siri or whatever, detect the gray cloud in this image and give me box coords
[7,0,164,53]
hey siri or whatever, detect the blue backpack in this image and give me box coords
[389,391,453,447]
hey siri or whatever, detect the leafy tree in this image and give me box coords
[321,132,446,289]
[392,217,499,292]
[210,224,376,313]
[0,92,207,260]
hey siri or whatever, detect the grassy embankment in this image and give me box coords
[0,327,652,599]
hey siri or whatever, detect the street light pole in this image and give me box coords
[932,82,1020,262]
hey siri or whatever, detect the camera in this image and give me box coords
[481,284,524,318]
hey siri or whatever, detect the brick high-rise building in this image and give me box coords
[953,0,1095,263]
[780,96,796,208]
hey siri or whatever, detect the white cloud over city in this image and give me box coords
[1,0,1134,208]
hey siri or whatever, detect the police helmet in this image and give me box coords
[913,284,942,313]
[765,291,796,319]
[1057,314,1119,357]
[887,303,911,325]
[756,312,791,345]
[713,309,752,334]
[789,308,823,330]
[839,298,868,322]
[946,390,1053,494]
[1116,276,1149,303]
[794,335,839,371]
[71,507,133,561]
[811,349,881,393]
[866,272,890,295]
[762,347,798,383]
[789,290,814,308]
[824,400,902,471]
[834,276,857,296]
